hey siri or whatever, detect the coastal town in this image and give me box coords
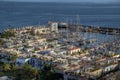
[0,22,120,80]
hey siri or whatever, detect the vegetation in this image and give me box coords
[6,55,18,63]
[30,29,35,36]
[0,62,39,80]
[0,39,4,46]
[3,63,11,71]
[32,55,38,58]
[0,61,63,80]
[10,55,18,61]
[1,31,15,38]
[39,63,63,80]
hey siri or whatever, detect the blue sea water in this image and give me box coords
[0,1,120,32]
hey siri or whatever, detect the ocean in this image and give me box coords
[0,1,120,32]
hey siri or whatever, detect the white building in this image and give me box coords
[49,22,58,33]
[67,46,81,54]
[103,64,118,73]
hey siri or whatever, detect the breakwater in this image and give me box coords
[58,23,120,35]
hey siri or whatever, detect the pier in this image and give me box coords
[58,23,120,35]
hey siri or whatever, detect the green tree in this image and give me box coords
[44,63,51,71]
[3,63,11,71]
[1,31,15,38]
[23,63,32,70]
[0,66,3,71]
[0,39,4,46]
[0,72,4,76]
[30,29,35,36]
[0,61,4,71]
[11,64,17,71]
[10,55,18,61]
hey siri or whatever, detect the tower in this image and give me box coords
[50,22,58,33]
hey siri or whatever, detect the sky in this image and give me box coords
[1,0,120,3]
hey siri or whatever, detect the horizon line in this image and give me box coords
[0,0,120,4]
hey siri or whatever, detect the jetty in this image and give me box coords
[58,22,120,35]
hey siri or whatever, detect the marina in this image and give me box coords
[0,22,120,80]
[2,22,120,54]
[0,1,120,80]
